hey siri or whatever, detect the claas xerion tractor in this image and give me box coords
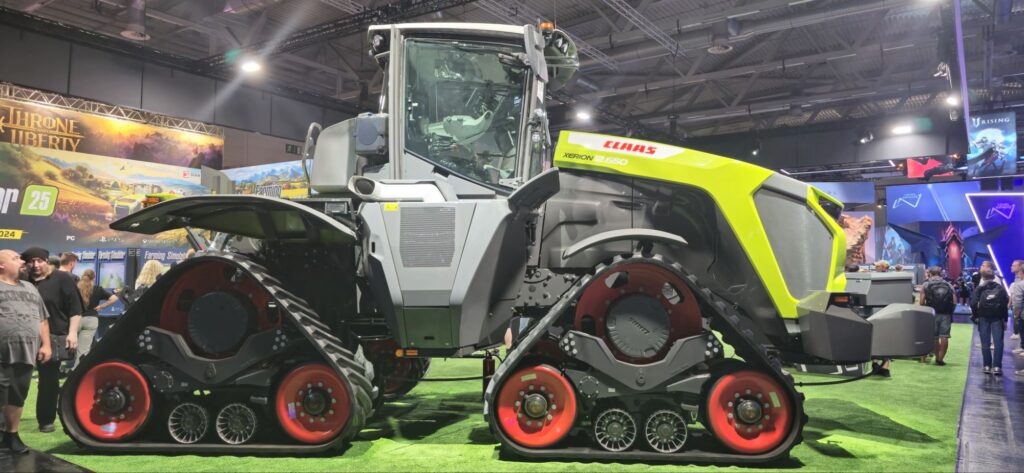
[59,22,933,463]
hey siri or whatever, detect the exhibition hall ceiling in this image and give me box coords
[2,0,1023,139]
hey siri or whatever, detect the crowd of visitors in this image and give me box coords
[0,246,180,454]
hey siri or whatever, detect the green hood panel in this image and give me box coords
[553,130,846,318]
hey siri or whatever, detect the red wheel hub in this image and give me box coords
[574,262,702,363]
[73,362,152,441]
[160,260,280,358]
[496,365,577,448]
[275,363,351,444]
[705,370,793,454]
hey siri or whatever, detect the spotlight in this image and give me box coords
[945,95,960,107]
[891,124,913,135]
[858,130,874,144]
[240,59,262,74]
[876,198,885,209]
[575,110,592,121]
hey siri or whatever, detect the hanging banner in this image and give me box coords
[0,97,223,168]
[221,160,309,198]
[965,111,1018,178]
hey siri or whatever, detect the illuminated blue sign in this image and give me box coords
[967,193,1024,288]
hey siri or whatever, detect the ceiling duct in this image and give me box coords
[707,21,733,54]
[120,0,150,41]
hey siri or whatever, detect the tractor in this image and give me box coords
[60,22,933,462]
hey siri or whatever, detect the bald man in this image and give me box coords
[0,249,51,453]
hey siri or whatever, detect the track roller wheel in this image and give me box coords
[275,363,351,444]
[705,369,794,454]
[168,403,209,444]
[644,409,688,453]
[574,262,703,363]
[216,403,257,445]
[593,408,637,452]
[496,365,577,449]
[73,361,152,441]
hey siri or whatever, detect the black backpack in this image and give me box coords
[924,280,955,314]
[977,283,1006,318]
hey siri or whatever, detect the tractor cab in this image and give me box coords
[304,23,578,199]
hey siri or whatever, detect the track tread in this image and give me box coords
[486,252,806,463]
[60,250,375,453]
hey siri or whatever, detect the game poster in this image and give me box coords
[838,211,875,265]
[0,98,223,168]
[965,111,1018,179]
[221,160,309,199]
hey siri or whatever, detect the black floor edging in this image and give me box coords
[0,447,91,473]
[955,323,1024,472]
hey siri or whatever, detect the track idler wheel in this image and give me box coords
[593,408,637,452]
[275,363,351,444]
[644,409,688,453]
[168,402,209,444]
[73,362,152,441]
[705,369,794,454]
[216,403,258,445]
[496,365,577,449]
[574,262,703,363]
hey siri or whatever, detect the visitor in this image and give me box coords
[872,260,892,377]
[123,260,163,306]
[74,269,118,369]
[0,249,51,454]
[1009,261,1024,371]
[919,266,955,366]
[58,252,79,283]
[23,247,82,433]
[972,267,1010,376]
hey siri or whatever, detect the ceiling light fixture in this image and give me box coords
[575,110,592,121]
[240,59,263,74]
[945,95,960,107]
[858,130,874,144]
[891,124,913,135]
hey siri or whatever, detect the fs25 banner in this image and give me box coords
[0,97,221,251]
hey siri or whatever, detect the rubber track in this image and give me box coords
[59,251,375,454]
[484,252,807,464]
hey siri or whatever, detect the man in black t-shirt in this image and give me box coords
[22,247,82,433]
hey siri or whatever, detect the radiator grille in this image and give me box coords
[400,206,456,267]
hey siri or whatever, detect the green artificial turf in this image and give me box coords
[19,323,971,472]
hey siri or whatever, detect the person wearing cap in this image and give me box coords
[22,247,82,434]
[0,249,51,453]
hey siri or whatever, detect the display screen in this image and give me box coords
[96,251,127,316]
[906,156,956,179]
[885,181,981,224]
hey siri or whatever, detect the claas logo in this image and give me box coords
[602,139,656,155]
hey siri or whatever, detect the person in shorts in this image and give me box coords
[919,266,955,365]
[0,249,51,453]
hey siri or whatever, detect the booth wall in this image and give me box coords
[686,114,967,169]
[0,24,354,142]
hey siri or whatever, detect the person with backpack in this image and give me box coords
[971,267,1011,375]
[919,266,956,365]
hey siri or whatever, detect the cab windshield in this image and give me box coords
[403,38,527,189]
